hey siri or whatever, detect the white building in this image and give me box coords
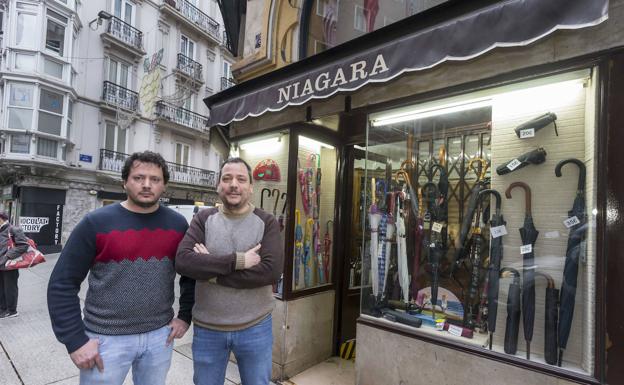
[0,0,233,252]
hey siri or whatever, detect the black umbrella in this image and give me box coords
[535,272,559,365]
[501,267,521,355]
[479,189,505,350]
[555,158,587,367]
[496,148,547,176]
[505,182,538,360]
[453,158,490,272]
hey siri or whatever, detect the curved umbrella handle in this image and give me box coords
[281,192,288,214]
[555,158,586,192]
[429,164,446,180]
[505,182,532,216]
[272,189,281,214]
[261,188,271,209]
[535,271,555,288]
[479,188,501,215]
[295,209,301,225]
[469,158,489,182]
[400,159,416,172]
[500,267,521,284]
[326,220,334,234]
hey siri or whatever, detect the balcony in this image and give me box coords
[175,53,203,85]
[101,15,145,58]
[154,100,208,132]
[101,81,139,112]
[99,149,217,189]
[220,77,236,91]
[160,0,221,44]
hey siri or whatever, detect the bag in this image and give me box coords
[4,230,46,270]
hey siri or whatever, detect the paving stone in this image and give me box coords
[0,348,21,385]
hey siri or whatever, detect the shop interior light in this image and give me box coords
[299,136,335,152]
[239,136,281,154]
[371,99,492,127]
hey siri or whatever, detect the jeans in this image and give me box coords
[193,315,273,385]
[80,325,173,385]
[0,269,19,312]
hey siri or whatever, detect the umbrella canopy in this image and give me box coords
[505,181,538,359]
[479,189,505,350]
[501,267,521,355]
[535,272,559,365]
[411,188,425,301]
[370,178,382,297]
[396,193,410,304]
[555,158,587,367]
[323,220,333,283]
[294,209,303,289]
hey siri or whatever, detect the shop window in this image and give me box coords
[10,134,30,154]
[362,70,597,374]
[38,89,64,136]
[8,83,34,130]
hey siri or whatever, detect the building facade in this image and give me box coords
[0,0,233,251]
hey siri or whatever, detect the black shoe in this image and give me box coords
[0,310,7,318]
[0,311,18,319]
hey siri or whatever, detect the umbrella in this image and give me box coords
[298,160,310,215]
[279,192,287,231]
[370,177,382,297]
[323,220,333,282]
[496,148,547,176]
[453,158,490,272]
[535,272,559,365]
[411,188,425,301]
[501,267,521,355]
[260,188,271,210]
[294,209,303,289]
[505,181,538,360]
[314,155,323,283]
[479,188,505,350]
[555,158,587,367]
[395,192,410,304]
[303,218,314,287]
[378,192,396,301]
[271,189,281,216]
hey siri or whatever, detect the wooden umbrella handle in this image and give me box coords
[505,181,532,215]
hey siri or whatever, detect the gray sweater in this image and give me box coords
[175,204,283,330]
[0,222,30,270]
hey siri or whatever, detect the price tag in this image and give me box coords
[490,225,508,238]
[520,244,533,254]
[432,222,444,233]
[448,324,463,337]
[545,231,560,239]
[519,128,535,138]
[507,158,522,171]
[563,216,580,228]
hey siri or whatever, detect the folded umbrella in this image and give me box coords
[479,188,505,350]
[496,148,547,176]
[505,182,538,359]
[370,178,381,297]
[411,188,425,301]
[294,209,303,289]
[535,271,559,365]
[396,192,410,304]
[555,158,587,367]
[501,267,521,355]
[303,218,314,287]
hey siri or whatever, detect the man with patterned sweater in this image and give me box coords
[47,151,195,385]
[176,157,283,385]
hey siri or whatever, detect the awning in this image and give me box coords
[205,0,608,127]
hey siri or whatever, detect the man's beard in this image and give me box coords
[128,193,160,208]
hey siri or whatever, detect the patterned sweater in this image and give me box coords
[175,204,283,331]
[47,203,195,353]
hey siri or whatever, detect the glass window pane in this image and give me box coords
[37,137,58,158]
[117,127,126,152]
[10,134,30,153]
[46,19,66,55]
[183,145,190,165]
[38,112,63,135]
[124,3,132,24]
[109,60,118,83]
[8,108,33,129]
[44,58,64,79]
[40,89,64,114]
[15,54,36,71]
[10,84,34,107]
[175,143,182,164]
[105,123,115,151]
[114,0,122,18]
[47,9,68,24]
[120,64,129,88]
[16,13,37,48]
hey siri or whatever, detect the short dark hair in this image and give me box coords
[220,157,252,183]
[0,211,8,221]
[122,151,170,184]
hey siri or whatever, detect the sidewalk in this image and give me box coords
[0,253,244,385]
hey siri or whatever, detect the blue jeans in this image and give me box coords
[193,315,273,385]
[80,325,173,385]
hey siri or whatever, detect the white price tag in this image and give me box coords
[563,216,581,228]
[432,222,444,233]
[520,244,533,254]
[490,225,508,238]
[519,128,535,138]
[545,231,560,239]
[507,158,522,171]
[448,324,463,337]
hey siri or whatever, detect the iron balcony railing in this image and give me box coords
[105,15,144,52]
[222,30,228,46]
[99,149,217,188]
[176,53,203,82]
[170,0,220,41]
[154,100,208,131]
[220,77,236,91]
[102,81,139,111]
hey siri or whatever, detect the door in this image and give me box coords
[112,0,136,45]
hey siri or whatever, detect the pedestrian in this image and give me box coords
[47,151,195,385]
[0,210,29,319]
[176,157,283,385]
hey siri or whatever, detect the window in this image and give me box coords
[105,122,126,153]
[10,135,30,154]
[114,0,135,25]
[67,99,73,140]
[314,40,329,54]
[8,83,34,130]
[38,89,64,136]
[222,60,232,80]
[175,142,190,166]
[316,0,329,16]
[16,10,37,48]
[181,35,196,59]
[108,58,130,88]
[44,58,64,79]
[354,5,366,32]
[46,10,68,56]
[15,53,36,72]
[37,137,58,158]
